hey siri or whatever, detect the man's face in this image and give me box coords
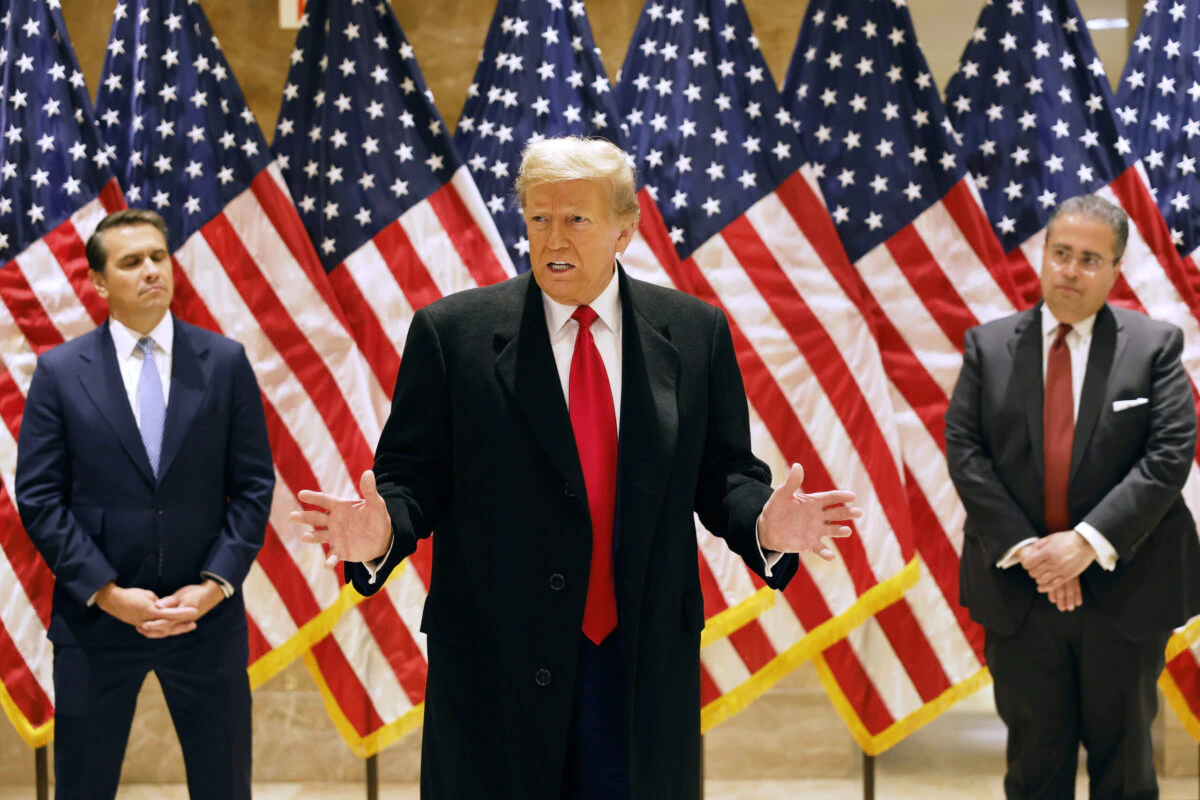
[1040,213,1121,324]
[523,179,637,307]
[89,224,174,331]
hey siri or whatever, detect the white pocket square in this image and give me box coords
[1112,397,1149,412]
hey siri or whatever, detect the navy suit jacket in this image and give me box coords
[15,317,274,649]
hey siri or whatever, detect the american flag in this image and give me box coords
[1116,0,1200,743]
[454,0,619,273]
[613,0,919,732]
[783,0,1019,752]
[1162,617,1200,741]
[271,0,515,753]
[0,0,124,748]
[944,1,1200,520]
[1117,0,1200,266]
[92,0,391,709]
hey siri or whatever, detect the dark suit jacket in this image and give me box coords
[15,317,274,649]
[945,302,1200,639]
[345,268,798,799]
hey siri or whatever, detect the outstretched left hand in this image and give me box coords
[757,464,861,561]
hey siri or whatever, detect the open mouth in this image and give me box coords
[546,261,575,273]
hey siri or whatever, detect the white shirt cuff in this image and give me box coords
[87,590,99,607]
[997,537,1038,569]
[362,535,395,585]
[1075,522,1118,571]
[755,515,785,578]
[201,572,235,599]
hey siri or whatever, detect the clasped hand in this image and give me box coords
[95,580,224,639]
[757,464,862,561]
[291,470,393,568]
[1017,530,1096,612]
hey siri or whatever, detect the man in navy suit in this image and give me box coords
[16,209,274,799]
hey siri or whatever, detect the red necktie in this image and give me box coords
[569,306,619,645]
[1044,322,1074,532]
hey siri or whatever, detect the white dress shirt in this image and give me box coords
[996,305,1119,572]
[90,314,234,604]
[109,313,174,420]
[366,267,781,582]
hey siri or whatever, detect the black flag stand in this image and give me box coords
[366,754,379,800]
[35,746,48,800]
[862,750,875,800]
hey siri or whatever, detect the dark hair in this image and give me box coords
[1045,195,1130,263]
[85,209,170,273]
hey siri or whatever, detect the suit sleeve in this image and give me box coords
[1082,326,1196,560]
[201,345,275,588]
[346,308,452,595]
[15,356,119,606]
[944,327,1042,563]
[693,308,798,590]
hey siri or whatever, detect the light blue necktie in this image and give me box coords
[137,337,165,476]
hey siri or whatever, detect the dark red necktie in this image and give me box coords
[1044,322,1074,532]
[569,306,619,645]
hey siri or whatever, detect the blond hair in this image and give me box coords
[515,136,640,224]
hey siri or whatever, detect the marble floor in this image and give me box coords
[0,777,1196,799]
[4,693,1197,799]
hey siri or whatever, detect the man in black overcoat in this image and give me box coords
[295,136,860,799]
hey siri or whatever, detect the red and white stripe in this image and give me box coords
[716,175,1013,750]
[1163,622,1200,742]
[0,182,125,743]
[620,167,920,731]
[287,166,518,748]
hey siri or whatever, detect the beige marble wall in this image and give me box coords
[61,0,1138,139]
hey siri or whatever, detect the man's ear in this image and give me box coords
[88,268,108,298]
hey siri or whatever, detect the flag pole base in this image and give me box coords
[366,753,378,800]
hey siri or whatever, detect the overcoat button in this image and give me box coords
[562,484,576,499]
[549,574,565,591]
[535,668,552,687]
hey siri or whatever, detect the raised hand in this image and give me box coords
[291,470,393,568]
[757,464,861,561]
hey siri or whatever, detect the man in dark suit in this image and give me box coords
[294,136,861,799]
[15,209,274,799]
[946,195,1200,799]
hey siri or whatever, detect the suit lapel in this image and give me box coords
[157,318,212,484]
[1071,305,1121,481]
[1011,306,1045,481]
[494,274,586,492]
[613,269,679,673]
[78,322,157,485]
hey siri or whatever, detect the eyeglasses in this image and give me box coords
[1045,246,1112,273]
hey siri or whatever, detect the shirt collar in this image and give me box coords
[110,312,175,359]
[542,266,622,337]
[1040,304,1096,341]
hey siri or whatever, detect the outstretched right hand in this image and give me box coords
[291,470,393,569]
